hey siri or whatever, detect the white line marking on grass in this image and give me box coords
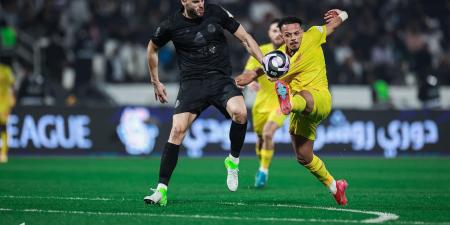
[0,208,383,224]
[0,195,119,201]
[2,195,448,224]
[1,208,449,225]
[219,202,399,223]
[395,222,450,225]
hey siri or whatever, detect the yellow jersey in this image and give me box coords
[0,64,15,110]
[279,25,328,93]
[244,43,279,114]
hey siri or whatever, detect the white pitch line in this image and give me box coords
[0,208,374,224]
[219,202,399,223]
[1,208,449,225]
[395,222,450,225]
[0,195,120,201]
[2,195,448,225]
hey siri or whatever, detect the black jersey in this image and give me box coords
[152,4,240,81]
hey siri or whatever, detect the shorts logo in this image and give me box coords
[175,100,180,108]
[154,27,161,36]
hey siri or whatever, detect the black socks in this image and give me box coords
[229,121,247,158]
[158,142,180,186]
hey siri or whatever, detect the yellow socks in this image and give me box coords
[259,149,274,171]
[291,95,306,113]
[304,155,334,186]
[0,131,7,163]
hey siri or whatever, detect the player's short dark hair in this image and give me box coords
[278,16,303,30]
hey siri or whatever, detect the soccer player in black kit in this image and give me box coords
[144,0,264,206]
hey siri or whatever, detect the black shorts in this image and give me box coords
[174,76,243,118]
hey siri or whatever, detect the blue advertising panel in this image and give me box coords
[6,106,450,158]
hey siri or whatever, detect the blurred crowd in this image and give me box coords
[0,0,449,106]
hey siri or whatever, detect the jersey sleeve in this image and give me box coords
[216,5,240,33]
[151,19,172,47]
[306,25,327,46]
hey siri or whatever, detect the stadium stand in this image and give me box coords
[0,0,449,108]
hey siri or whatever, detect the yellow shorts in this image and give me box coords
[289,88,332,140]
[252,108,288,136]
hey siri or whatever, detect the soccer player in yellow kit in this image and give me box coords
[238,19,287,187]
[236,9,349,205]
[0,62,15,163]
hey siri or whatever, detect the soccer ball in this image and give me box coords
[263,50,290,78]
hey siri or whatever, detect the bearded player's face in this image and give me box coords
[182,0,205,17]
[268,23,283,47]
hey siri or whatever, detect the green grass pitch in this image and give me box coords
[1,156,449,225]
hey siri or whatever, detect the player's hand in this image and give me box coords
[324,9,342,23]
[235,74,254,86]
[153,81,168,103]
[234,79,245,90]
[247,81,260,92]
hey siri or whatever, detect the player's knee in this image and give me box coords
[295,153,310,165]
[170,124,188,141]
[262,131,274,143]
[230,108,247,124]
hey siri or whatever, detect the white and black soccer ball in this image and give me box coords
[263,50,290,78]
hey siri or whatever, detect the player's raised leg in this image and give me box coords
[275,81,292,115]
[224,95,247,192]
[144,112,197,206]
[275,81,309,116]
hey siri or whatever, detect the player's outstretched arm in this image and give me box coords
[147,40,168,103]
[235,68,265,86]
[323,9,348,36]
[235,70,258,86]
[233,25,264,65]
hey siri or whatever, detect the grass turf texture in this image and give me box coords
[0,157,449,225]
